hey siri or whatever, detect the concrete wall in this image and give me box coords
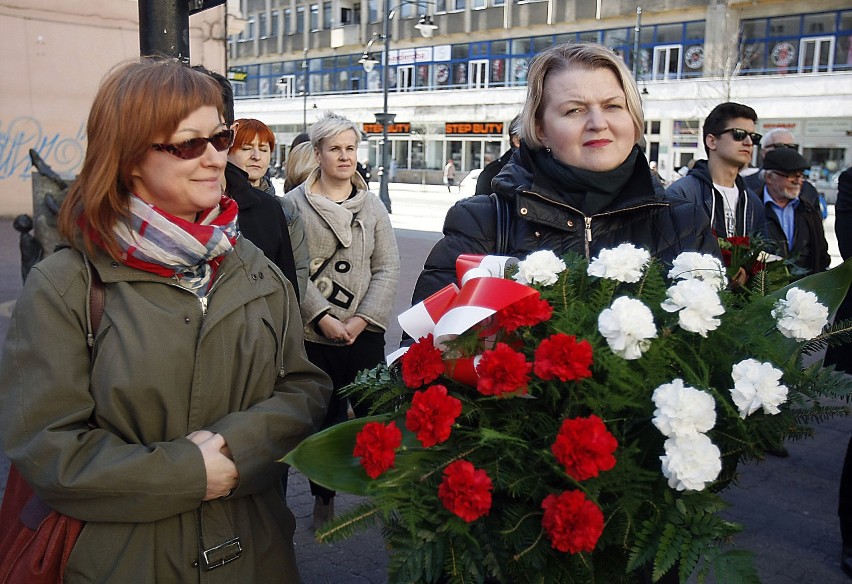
[0,1,227,216]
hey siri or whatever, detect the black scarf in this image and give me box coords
[532,145,640,216]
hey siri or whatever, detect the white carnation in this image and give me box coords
[730,358,789,418]
[587,244,651,283]
[771,288,829,341]
[513,250,566,286]
[668,252,727,291]
[660,279,725,337]
[660,434,722,492]
[597,297,657,360]
[652,379,716,437]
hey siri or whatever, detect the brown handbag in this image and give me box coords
[0,254,103,583]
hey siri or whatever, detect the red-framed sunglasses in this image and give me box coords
[151,129,234,160]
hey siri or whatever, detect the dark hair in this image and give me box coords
[290,133,310,149]
[193,65,235,126]
[702,102,757,155]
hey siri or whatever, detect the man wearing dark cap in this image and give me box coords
[762,148,830,276]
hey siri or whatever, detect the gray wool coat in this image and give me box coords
[0,241,331,583]
[282,169,400,345]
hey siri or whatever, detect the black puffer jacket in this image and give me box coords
[413,146,719,304]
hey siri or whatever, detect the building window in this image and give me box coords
[473,0,486,9]
[368,0,379,22]
[259,12,267,38]
[323,1,332,28]
[296,7,305,33]
[435,0,447,12]
[270,11,279,37]
[284,9,291,34]
[310,5,319,31]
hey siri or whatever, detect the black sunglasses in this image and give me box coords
[151,129,234,160]
[765,142,800,150]
[716,128,762,144]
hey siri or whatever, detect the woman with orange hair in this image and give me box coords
[227,117,308,299]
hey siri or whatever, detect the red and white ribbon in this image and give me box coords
[387,255,536,386]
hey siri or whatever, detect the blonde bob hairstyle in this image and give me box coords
[284,142,319,192]
[58,58,224,260]
[519,42,644,151]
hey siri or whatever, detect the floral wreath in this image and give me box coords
[286,246,852,584]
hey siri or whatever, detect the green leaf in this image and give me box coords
[283,414,427,496]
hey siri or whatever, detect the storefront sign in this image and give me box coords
[445,122,504,136]
[363,122,411,134]
[227,68,248,83]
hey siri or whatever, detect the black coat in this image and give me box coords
[763,191,830,277]
[475,148,514,196]
[412,146,719,304]
[225,162,300,301]
[825,167,852,372]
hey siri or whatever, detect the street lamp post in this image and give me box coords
[359,4,437,213]
[632,6,642,81]
[301,48,309,134]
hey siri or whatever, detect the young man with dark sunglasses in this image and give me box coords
[743,127,825,220]
[666,102,767,241]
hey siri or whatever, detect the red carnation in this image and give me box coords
[534,333,594,382]
[541,491,605,554]
[405,384,462,448]
[476,342,532,397]
[353,421,403,479]
[438,460,493,522]
[551,415,617,481]
[401,334,445,388]
[495,293,554,332]
[728,236,750,247]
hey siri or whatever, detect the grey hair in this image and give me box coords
[519,42,644,150]
[760,127,794,148]
[309,112,361,150]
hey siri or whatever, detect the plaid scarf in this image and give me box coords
[112,195,239,296]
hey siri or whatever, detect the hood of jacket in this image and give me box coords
[491,142,665,215]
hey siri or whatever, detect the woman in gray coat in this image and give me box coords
[282,112,400,529]
[0,59,331,583]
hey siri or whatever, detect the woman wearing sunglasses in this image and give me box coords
[414,42,719,305]
[0,59,331,583]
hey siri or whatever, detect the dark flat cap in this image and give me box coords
[763,148,809,172]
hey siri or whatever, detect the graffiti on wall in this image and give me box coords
[0,117,86,181]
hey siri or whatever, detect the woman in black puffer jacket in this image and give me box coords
[413,43,719,305]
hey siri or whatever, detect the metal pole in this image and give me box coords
[378,6,393,213]
[632,6,642,81]
[138,0,189,61]
[302,48,309,134]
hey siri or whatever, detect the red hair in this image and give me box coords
[230,118,275,153]
[58,58,224,260]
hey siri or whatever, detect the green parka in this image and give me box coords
[0,241,332,583]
